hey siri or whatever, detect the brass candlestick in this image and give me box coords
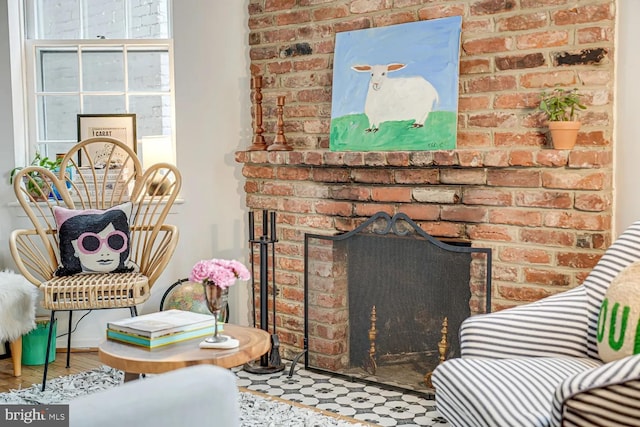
[248,75,267,151]
[267,95,292,151]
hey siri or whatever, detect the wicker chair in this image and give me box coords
[9,137,182,390]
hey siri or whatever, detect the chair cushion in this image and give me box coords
[550,354,640,426]
[53,202,137,276]
[432,357,602,427]
[597,261,640,362]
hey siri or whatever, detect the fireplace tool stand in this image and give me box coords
[243,210,286,374]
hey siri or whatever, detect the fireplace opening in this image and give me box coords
[300,212,492,396]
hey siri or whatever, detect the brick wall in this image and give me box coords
[237,0,615,360]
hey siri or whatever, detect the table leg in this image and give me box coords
[123,372,141,382]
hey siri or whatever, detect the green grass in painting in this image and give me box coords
[329,111,457,151]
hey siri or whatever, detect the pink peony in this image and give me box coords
[189,260,212,283]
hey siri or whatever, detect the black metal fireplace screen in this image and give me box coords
[296,212,492,396]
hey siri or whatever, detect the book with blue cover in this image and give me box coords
[106,324,219,349]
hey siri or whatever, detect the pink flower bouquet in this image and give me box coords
[189,258,250,289]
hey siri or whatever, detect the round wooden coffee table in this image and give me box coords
[99,324,271,380]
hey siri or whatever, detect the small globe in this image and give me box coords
[160,280,228,320]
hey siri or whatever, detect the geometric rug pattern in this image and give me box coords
[0,366,373,426]
[0,362,451,426]
[234,366,451,426]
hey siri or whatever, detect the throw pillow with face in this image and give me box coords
[53,203,138,276]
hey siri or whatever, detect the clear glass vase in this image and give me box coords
[202,283,229,343]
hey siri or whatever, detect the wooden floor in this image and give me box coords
[0,350,102,393]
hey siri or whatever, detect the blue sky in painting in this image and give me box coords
[331,17,462,118]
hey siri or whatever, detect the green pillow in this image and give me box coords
[597,261,640,362]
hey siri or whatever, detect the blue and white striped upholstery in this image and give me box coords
[551,354,640,426]
[432,221,640,427]
[460,285,589,359]
[433,357,601,426]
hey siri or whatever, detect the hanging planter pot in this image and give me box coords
[548,121,581,150]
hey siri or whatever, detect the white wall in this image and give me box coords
[614,0,640,234]
[0,0,18,272]
[1,1,251,348]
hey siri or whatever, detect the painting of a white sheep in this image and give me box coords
[351,63,440,133]
[330,17,462,151]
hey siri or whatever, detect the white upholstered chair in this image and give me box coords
[70,365,240,427]
[0,270,37,376]
[432,221,640,427]
[10,137,181,390]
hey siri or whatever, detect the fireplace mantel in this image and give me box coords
[235,149,587,169]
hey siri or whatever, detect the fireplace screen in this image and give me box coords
[300,212,492,396]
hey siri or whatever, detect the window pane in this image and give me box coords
[29,0,81,40]
[83,95,126,114]
[37,48,79,92]
[46,142,79,159]
[129,0,170,39]
[83,0,126,39]
[37,96,80,141]
[27,0,170,40]
[128,49,170,91]
[130,95,171,137]
[24,0,174,162]
[82,49,124,91]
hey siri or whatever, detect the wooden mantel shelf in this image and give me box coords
[235,148,574,169]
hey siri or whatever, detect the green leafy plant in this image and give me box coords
[10,152,62,197]
[539,88,587,122]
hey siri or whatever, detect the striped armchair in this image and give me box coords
[432,222,640,427]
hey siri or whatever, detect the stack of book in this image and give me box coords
[106,309,220,349]
[72,166,131,201]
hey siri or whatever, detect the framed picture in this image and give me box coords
[77,114,137,166]
[329,17,462,151]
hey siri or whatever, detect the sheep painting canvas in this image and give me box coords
[330,17,462,151]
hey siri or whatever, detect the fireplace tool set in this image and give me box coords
[243,209,286,374]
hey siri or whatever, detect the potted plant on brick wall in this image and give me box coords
[539,88,587,150]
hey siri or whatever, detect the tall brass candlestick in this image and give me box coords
[248,75,267,151]
[268,95,292,151]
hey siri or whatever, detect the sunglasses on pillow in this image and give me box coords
[77,230,128,255]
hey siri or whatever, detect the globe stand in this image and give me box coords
[244,210,285,374]
[200,337,239,349]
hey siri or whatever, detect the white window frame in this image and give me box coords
[9,1,176,168]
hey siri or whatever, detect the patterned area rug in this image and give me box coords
[0,366,368,426]
[235,367,450,427]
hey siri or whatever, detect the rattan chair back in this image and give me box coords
[9,137,182,307]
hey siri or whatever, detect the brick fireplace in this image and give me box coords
[300,211,491,393]
[236,148,611,360]
[239,0,615,360]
